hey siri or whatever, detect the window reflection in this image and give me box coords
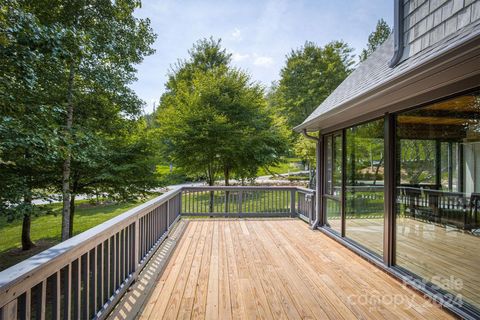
[345,119,385,256]
[324,134,342,233]
[396,91,480,310]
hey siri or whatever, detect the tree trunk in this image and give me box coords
[68,177,78,238]
[22,189,35,250]
[61,62,75,241]
[373,156,384,186]
[21,214,35,250]
[224,167,230,186]
[69,193,76,238]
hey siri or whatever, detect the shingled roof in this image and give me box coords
[295,18,480,132]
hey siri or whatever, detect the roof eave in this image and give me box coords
[294,29,480,133]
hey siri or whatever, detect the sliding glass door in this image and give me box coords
[395,90,480,310]
[344,119,385,256]
[324,133,342,234]
[322,121,385,256]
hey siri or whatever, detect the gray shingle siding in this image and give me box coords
[403,0,479,58]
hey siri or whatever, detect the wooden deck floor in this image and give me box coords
[140,219,452,319]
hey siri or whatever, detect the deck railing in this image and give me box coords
[0,188,182,320]
[0,186,315,320]
[181,186,315,220]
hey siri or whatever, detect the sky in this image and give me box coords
[131,0,393,114]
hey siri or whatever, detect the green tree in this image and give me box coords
[157,39,287,187]
[23,0,156,240]
[0,1,66,249]
[275,41,355,130]
[165,37,232,93]
[65,118,159,236]
[359,19,391,62]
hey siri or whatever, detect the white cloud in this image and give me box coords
[230,51,274,67]
[231,51,250,62]
[253,54,274,67]
[231,27,242,41]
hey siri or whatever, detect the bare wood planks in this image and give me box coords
[140,219,454,320]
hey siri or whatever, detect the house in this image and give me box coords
[295,0,480,318]
[1,1,479,319]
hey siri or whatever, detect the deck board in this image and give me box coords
[140,219,453,320]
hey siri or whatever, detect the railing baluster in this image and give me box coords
[98,244,103,314]
[113,235,117,293]
[117,232,121,287]
[1,299,17,320]
[121,228,127,282]
[55,271,61,320]
[64,264,70,320]
[82,253,89,320]
[25,289,31,320]
[124,228,129,278]
[291,190,296,216]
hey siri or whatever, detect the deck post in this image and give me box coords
[166,199,170,230]
[315,133,323,228]
[134,218,140,270]
[1,299,17,320]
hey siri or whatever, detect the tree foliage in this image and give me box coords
[19,0,157,240]
[0,1,68,249]
[359,19,391,62]
[274,41,355,130]
[0,0,157,247]
[157,39,288,185]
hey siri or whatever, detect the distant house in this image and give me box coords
[296,0,480,318]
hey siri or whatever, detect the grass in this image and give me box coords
[181,190,306,214]
[257,157,304,176]
[156,164,191,185]
[0,196,157,271]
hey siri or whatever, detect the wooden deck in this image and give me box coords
[140,219,453,319]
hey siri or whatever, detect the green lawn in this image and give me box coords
[0,196,157,271]
[181,189,312,214]
[257,157,304,176]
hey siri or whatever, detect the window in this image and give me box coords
[324,133,342,233]
[395,91,480,310]
[344,119,385,256]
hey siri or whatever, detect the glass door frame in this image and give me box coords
[322,131,345,236]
